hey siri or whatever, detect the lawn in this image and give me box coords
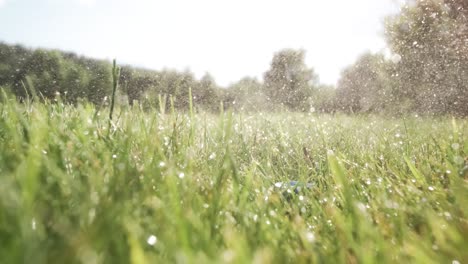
[0,95,467,263]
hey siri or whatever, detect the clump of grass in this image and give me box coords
[0,94,466,263]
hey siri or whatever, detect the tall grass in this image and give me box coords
[0,93,467,263]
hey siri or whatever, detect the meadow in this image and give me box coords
[0,93,467,263]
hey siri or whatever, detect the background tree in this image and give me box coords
[336,53,395,113]
[310,84,338,113]
[227,77,266,112]
[263,49,318,111]
[385,0,468,116]
[193,73,219,112]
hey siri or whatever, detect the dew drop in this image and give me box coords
[208,153,216,160]
[305,231,316,243]
[451,143,460,150]
[147,235,157,246]
[178,172,185,179]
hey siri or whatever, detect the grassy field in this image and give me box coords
[0,95,467,263]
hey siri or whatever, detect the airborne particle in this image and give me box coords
[147,235,157,246]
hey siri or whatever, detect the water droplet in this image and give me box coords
[305,231,316,242]
[147,235,157,245]
[88,208,96,223]
[208,153,216,160]
[444,212,452,220]
[222,250,235,262]
[453,156,464,165]
[356,202,367,213]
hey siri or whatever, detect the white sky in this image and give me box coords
[0,0,401,86]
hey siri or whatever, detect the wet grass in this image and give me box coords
[0,95,467,263]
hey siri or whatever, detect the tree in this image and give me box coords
[385,0,468,115]
[193,73,219,112]
[227,77,266,112]
[336,53,395,113]
[16,49,66,99]
[0,43,30,90]
[310,84,338,113]
[263,49,318,111]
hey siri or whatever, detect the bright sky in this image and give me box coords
[0,0,401,86]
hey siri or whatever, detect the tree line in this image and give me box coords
[0,0,466,116]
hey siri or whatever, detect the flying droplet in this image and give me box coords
[147,235,157,246]
[208,153,216,160]
[305,231,316,242]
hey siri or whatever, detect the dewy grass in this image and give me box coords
[109,59,120,123]
[0,95,467,263]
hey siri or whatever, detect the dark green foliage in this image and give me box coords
[0,43,222,112]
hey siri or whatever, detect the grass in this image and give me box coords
[0,93,467,263]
